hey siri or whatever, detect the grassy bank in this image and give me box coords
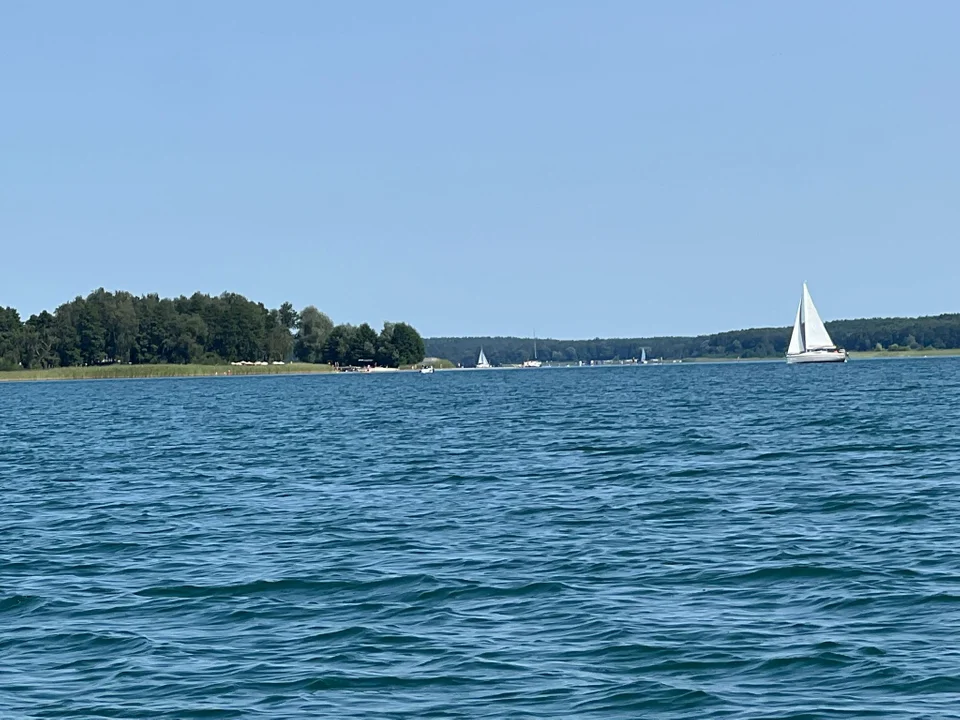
[0,363,335,382]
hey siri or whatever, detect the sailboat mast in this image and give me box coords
[799,285,807,352]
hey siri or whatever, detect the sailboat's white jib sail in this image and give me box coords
[785,283,847,363]
[787,301,803,355]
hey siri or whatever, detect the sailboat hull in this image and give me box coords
[786,349,848,364]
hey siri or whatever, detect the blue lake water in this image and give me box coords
[2,360,960,718]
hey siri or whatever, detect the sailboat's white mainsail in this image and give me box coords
[787,283,836,355]
[787,301,804,354]
[801,283,835,350]
[477,348,489,367]
[641,347,647,362]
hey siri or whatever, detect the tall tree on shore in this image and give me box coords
[391,322,426,365]
[77,300,106,365]
[375,323,400,367]
[322,324,355,366]
[350,323,379,364]
[265,309,294,362]
[0,307,22,370]
[54,298,83,367]
[22,311,58,369]
[278,302,299,331]
[105,291,139,363]
[294,306,334,363]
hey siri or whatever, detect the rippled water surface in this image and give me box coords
[3,360,960,718]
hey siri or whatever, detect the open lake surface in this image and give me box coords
[2,359,960,719]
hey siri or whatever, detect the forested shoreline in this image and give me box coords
[0,290,425,370]
[426,313,960,367]
[4,290,958,372]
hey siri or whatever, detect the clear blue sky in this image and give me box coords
[2,1,958,338]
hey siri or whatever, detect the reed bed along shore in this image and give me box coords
[0,363,336,382]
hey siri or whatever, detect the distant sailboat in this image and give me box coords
[477,347,491,369]
[522,332,542,368]
[640,347,647,364]
[786,283,848,364]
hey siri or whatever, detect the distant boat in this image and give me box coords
[419,366,435,374]
[477,347,491,369]
[786,283,848,364]
[522,331,542,368]
[522,333,542,368]
[640,348,647,364]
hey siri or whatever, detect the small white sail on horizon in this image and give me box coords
[640,347,647,364]
[477,347,491,368]
[786,283,847,364]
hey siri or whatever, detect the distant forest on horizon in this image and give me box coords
[425,313,960,367]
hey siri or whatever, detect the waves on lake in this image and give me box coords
[2,359,960,718]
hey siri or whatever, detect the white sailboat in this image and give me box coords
[640,347,647,364]
[522,331,542,368]
[786,283,848,364]
[476,347,491,369]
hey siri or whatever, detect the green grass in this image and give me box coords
[0,362,335,382]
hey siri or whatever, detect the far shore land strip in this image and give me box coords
[2,348,958,383]
[4,289,958,381]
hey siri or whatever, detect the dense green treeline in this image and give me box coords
[0,289,425,370]
[425,313,960,366]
